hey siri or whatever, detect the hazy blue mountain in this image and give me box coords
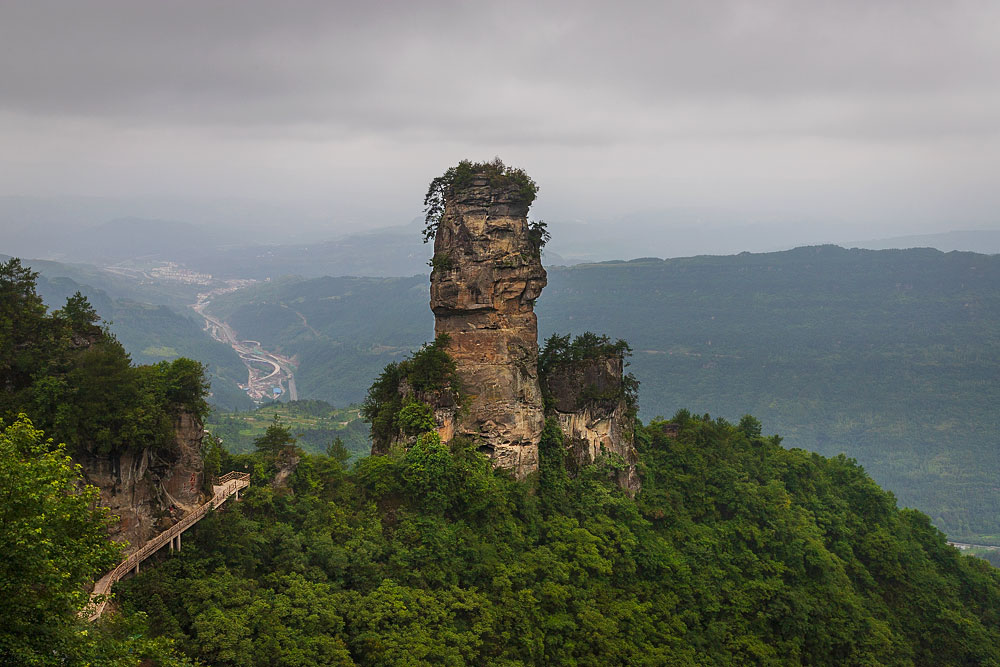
[0,195,330,260]
[6,193,994,277]
[185,220,432,279]
[65,217,228,265]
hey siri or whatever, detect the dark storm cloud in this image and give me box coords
[4,1,997,141]
[1,1,998,236]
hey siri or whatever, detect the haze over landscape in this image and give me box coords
[4,3,1000,665]
[3,0,1000,256]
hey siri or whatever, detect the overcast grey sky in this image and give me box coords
[2,0,999,241]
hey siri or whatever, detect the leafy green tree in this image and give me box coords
[397,400,436,437]
[0,416,121,663]
[254,414,297,457]
[203,435,224,493]
[53,290,101,339]
[326,436,350,464]
[738,413,763,439]
[0,259,50,400]
[161,357,211,419]
[361,360,403,445]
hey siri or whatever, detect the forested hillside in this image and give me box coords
[115,413,1000,665]
[205,246,1000,542]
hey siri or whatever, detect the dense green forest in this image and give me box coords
[0,258,210,664]
[0,258,211,455]
[112,412,1000,665]
[205,246,1000,542]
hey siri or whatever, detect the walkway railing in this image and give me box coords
[86,471,251,621]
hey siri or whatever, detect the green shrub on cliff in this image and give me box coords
[539,331,639,412]
[422,158,540,243]
[361,335,460,447]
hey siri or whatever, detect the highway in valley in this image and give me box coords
[193,287,298,402]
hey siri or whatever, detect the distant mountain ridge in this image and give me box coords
[72,217,227,264]
[848,229,1000,254]
[6,197,996,276]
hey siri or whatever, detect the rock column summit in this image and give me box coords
[429,169,547,477]
[368,159,638,492]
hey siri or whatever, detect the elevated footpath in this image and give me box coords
[86,471,250,620]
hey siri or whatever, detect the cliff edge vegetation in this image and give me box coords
[1,258,209,456]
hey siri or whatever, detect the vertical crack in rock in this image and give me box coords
[429,171,546,478]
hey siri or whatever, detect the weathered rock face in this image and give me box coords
[272,449,302,489]
[429,174,547,477]
[76,411,206,551]
[544,355,641,495]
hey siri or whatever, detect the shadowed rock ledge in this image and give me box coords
[543,353,641,495]
[77,411,207,550]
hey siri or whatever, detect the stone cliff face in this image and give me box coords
[371,160,639,492]
[76,411,206,551]
[429,173,547,477]
[544,355,641,495]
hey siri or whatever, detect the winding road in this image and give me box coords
[193,289,298,402]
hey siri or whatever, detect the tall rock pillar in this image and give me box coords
[429,168,547,477]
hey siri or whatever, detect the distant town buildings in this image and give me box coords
[150,262,212,285]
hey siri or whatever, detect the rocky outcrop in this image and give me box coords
[272,449,302,489]
[544,354,640,494]
[370,161,640,493]
[76,411,206,551]
[429,172,547,478]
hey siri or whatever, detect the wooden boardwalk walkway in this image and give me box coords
[86,471,250,621]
